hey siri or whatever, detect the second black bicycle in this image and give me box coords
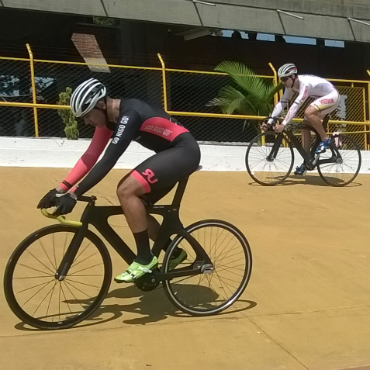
[245,117,362,186]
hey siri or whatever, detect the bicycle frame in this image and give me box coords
[269,123,341,170]
[53,177,212,283]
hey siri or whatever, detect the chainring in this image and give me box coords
[134,267,160,292]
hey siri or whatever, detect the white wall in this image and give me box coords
[0,137,247,171]
[1,137,370,173]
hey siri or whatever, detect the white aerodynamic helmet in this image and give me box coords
[70,78,107,117]
[278,63,298,78]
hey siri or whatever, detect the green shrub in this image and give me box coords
[57,87,79,140]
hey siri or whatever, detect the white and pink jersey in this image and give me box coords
[271,75,339,125]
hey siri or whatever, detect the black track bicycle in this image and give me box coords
[245,116,362,186]
[4,176,252,330]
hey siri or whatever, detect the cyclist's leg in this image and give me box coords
[117,175,184,255]
[305,107,329,141]
[293,120,312,175]
[115,133,200,282]
[143,187,175,246]
[117,172,174,241]
[308,90,340,153]
[301,121,312,153]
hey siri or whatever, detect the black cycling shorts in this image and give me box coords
[123,132,200,205]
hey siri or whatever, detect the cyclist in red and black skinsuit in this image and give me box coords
[37,78,200,282]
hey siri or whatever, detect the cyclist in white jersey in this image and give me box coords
[267,63,340,175]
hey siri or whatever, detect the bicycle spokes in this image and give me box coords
[317,134,361,186]
[246,131,294,185]
[163,220,252,315]
[5,226,112,329]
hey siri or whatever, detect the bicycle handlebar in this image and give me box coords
[78,195,97,203]
[262,117,284,125]
[263,114,330,129]
[40,195,96,227]
[40,209,83,228]
[261,117,286,131]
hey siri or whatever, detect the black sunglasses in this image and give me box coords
[280,77,290,82]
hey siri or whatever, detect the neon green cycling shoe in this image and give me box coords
[114,256,158,283]
[169,249,187,270]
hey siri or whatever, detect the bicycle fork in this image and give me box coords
[55,225,87,281]
[267,133,284,161]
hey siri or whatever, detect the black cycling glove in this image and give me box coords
[53,193,77,216]
[37,189,59,209]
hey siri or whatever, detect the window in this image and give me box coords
[283,36,316,45]
[257,33,275,42]
[324,40,345,48]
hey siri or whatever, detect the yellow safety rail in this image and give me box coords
[0,101,69,110]
[0,45,369,148]
[157,53,168,111]
[26,44,40,137]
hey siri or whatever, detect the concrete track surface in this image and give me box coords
[1,168,370,370]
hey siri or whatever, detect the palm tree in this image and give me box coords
[207,61,282,118]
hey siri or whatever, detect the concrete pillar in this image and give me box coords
[118,20,169,107]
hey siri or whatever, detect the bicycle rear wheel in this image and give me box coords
[245,131,294,185]
[317,134,361,187]
[162,220,252,316]
[4,225,112,330]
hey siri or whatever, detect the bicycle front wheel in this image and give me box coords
[4,225,112,330]
[317,134,361,187]
[245,131,294,185]
[162,220,252,316]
